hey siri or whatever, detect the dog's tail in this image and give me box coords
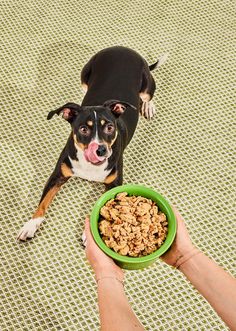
[149,53,169,71]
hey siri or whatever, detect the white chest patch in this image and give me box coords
[69,148,111,182]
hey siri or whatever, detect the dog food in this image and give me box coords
[98,192,168,257]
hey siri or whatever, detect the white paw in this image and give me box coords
[140,100,156,119]
[81,83,88,93]
[17,217,44,241]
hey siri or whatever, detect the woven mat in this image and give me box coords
[1,1,235,330]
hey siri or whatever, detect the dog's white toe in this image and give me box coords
[17,217,44,241]
[141,100,156,119]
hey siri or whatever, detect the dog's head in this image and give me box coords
[47,100,135,165]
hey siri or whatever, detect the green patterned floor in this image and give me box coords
[1,1,235,330]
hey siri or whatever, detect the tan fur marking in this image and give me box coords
[82,83,88,93]
[101,120,105,125]
[73,134,87,151]
[32,186,61,218]
[61,163,73,177]
[73,133,78,144]
[87,120,93,126]
[139,92,151,102]
[109,131,118,147]
[104,171,118,184]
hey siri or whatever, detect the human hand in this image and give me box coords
[83,218,124,282]
[161,207,198,268]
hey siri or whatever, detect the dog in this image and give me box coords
[17,46,167,240]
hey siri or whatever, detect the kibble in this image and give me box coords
[98,192,168,257]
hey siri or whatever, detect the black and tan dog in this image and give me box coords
[17,46,167,240]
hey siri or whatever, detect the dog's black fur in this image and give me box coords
[17,46,160,240]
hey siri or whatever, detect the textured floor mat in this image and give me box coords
[1,1,235,330]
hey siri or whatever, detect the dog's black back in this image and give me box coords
[81,46,153,146]
[17,46,159,240]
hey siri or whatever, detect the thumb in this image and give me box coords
[172,205,183,222]
[83,217,93,245]
[85,217,91,234]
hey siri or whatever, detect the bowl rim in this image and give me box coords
[90,184,177,264]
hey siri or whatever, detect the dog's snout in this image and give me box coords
[96,145,107,157]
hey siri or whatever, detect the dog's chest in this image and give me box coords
[69,151,110,182]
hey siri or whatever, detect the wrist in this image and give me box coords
[174,247,201,270]
[96,276,124,287]
[94,265,124,283]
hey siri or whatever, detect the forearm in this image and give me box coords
[179,249,236,330]
[97,278,145,331]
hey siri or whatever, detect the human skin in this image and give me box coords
[84,218,145,331]
[84,208,236,331]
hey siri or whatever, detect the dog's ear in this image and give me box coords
[47,103,82,123]
[103,100,136,117]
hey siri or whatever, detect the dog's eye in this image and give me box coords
[104,124,115,135]
[79,125,90,136]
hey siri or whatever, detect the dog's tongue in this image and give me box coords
[84,142,105,164]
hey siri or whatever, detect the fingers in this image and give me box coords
[172,205,181,218]
[82,217,91,247]
[171,206,193,245]
[82,231,87,247]
[172,206,184,224]
[84,217,90,232]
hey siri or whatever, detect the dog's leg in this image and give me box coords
[139,92,156,120]
[80,54,96,93]
[17,162,73,240]
[139,71,156,120]
[139,54,168,120]
[104,158,123,191]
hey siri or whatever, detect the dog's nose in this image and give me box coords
[96,145,107,157]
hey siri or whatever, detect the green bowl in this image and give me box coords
[90,184,176,270]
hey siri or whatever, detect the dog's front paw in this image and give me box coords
[140,100,156,120]
[17,217,44,241]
